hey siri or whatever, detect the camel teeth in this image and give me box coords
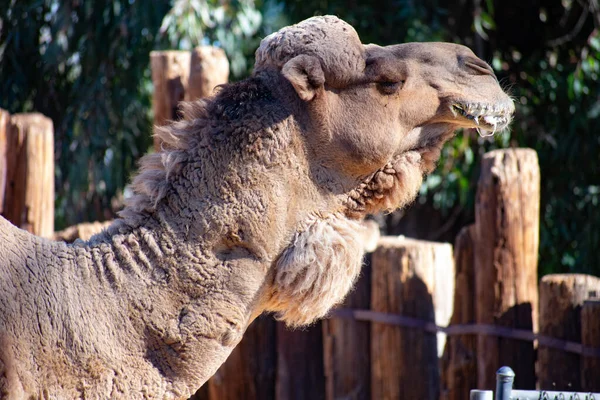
[483,115,503,126]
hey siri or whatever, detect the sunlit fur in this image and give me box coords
[268,213,366,326]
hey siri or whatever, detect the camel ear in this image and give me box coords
[281,55,325,102]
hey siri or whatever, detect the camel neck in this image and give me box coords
[71,218,174,291]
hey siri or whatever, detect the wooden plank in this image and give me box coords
[0,108,9,214]
[202,315,276,400]
[186,46,229,101]
[150,50,191,151]
[322,254,372,400]
[370,237,453,400]
[581,299,600,391]
[538,274,600,391]
[3,113,54,237]
[474,148,539,389]
[276,321,325,400]
[151,47,229,152]
[441,225,477,400]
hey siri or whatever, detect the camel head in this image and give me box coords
[255,16,514,217]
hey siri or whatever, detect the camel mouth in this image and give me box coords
[451,102,513,137]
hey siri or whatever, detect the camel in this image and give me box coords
[0,15,514,399]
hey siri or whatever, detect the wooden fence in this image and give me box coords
[0,110,54,238]
[2,48,600,400]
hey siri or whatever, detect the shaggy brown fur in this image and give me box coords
[0,16,513,399]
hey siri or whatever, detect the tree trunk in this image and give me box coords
[0,109,9,214]
[322,255,372,400]
[441,225,477,400]
[202,315,276,400]
[370,237,453,400]
[276,322,325,400]
[474,148,539,389]
[186,46,229,101]
[3,113,54,238]
[150,50,191,151]
[581,299,600,391]
[538,274,600,391]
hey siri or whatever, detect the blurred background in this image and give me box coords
[1,0,598,277]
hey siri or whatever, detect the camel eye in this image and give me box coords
[377,81,403,95]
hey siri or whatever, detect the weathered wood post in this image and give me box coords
[201,315,276,400]
[581,299,600,391]
[441,225,477,400]
[370,237,454,400]
[3,113,54,238]
[322,257,372,400]
[276,322,326,400]
[186,46,229,101]
[150,50,191,151]
[322,221,379,400]
[151,47,229,152]
[0,109,9,214]
[538,274,600,391]
[474,148,539,389]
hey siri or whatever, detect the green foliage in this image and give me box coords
[1,0,171,227]
[510,34,600,276]
[466,0,600,275]
[0,0,267,228]
[278,0,448,43]
[157,0,262,77]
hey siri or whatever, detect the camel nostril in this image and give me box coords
[463,57,495,77]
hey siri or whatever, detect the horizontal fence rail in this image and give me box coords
[330,309,600,357]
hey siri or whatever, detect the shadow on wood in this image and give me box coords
[323,254,372,400]
[190,315,277,400]
[371,237,442,400]
[276,321,326,400]
[441,225,477,400]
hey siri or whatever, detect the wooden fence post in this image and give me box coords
[3,113,54,238]
[581,299,600,391]
[276,322,326,400]
[538,274,600,391]
[441,225,477,400]
[151,47,229,152]
[0,109,9,214]
[186,46,229,101]
[150,50,191,151]
[322,255,372,400]
[474,148,539,390]
[200,315,276,400]
[370,237,453,400]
